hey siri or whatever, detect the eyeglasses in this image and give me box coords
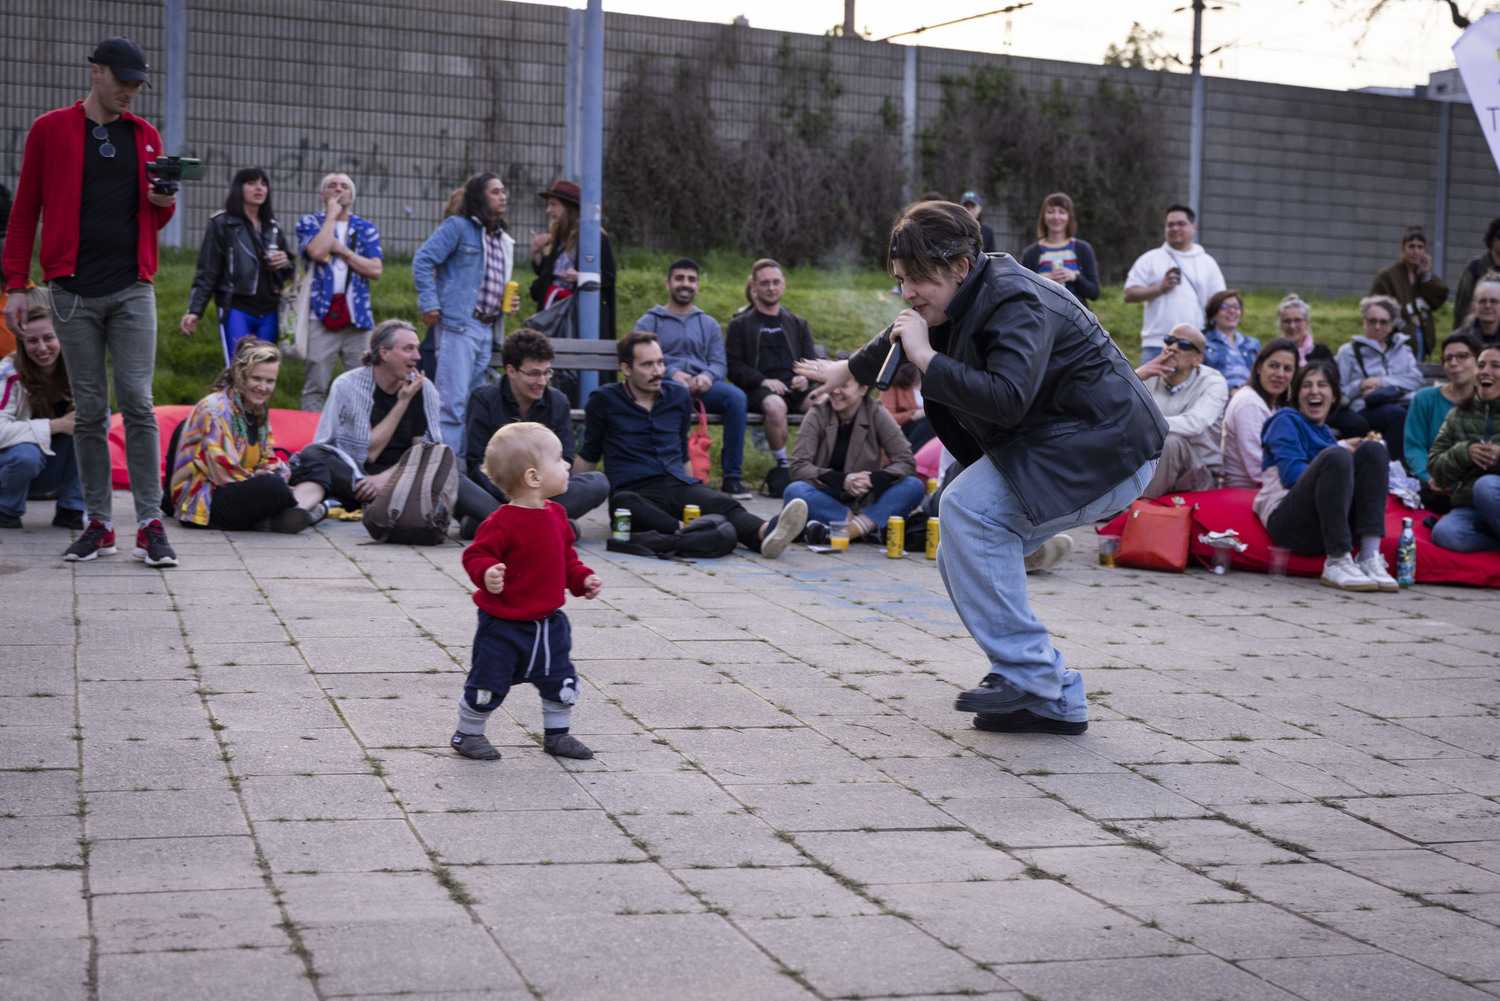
[1442,353,1474,364]
[1363,317,1392,327]
[1218,302,1243,312]
[515,367,552,381]
[1475,298,1500,307]
[1162,336,1202,352]
[92,124,116,158]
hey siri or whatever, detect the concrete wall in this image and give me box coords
[3,0,1493,299]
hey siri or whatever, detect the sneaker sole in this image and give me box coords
[954,690,1046,714]
[760,498,808,559]
[1320,576,1376,592]
[973,710,1088,735]
[64,545,117,562]
[133,548,179,567]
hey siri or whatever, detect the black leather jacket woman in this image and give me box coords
[187,211,294,317]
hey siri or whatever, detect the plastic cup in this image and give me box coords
[830,521,850,551]
[1211,547,1233,575]
[1268,546,1291,578]
[1097,536,1118,567]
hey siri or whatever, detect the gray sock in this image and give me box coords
[1358,536,1382,562]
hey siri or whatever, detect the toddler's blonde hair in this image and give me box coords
[483,422,558,495]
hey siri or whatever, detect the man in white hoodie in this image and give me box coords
[1124,205,1226,364]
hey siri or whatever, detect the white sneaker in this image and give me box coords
[1355,554,1400,592]
[1321,554,1377,592]
[1024,534,1074,573]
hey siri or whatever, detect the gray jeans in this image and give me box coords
[302,316,369,412]
[48,281,161,523]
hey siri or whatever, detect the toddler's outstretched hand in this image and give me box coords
[582,574,602,599]
[484,563,506,594]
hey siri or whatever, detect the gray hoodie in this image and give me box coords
[633,305,727,381]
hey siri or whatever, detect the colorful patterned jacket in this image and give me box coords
[170,391,288,525]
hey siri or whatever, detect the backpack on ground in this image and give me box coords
[605,513,738,560]
[362,440,458,545]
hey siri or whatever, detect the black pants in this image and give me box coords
[1266,441,1388,556]
[903,417,936,453]
[290,442,496,521]
[1362,403,1408,470]
[198,475,296,531]
[613,475,764,551]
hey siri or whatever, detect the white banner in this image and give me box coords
[1453,13,1500,175]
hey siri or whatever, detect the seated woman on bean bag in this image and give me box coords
[785,378,924,544]
[1334,294,1425,468]
[1254,359,1396,592]
[1405,331,1482,514]
[1428,345,1500,553]
[1220,337,1298,489]
[0,302,82,530]
[170,339,325,533]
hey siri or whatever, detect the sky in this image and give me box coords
[540,0,1471,94]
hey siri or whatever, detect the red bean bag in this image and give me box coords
[108,406,323,489]
[1098,488,1500,588]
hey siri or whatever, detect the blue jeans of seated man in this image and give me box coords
[783,476,926,534]
[938,456,1155,723]
[0,439,85,518]
[695,380,748,480]
[435,316,498,454]
[1431,475,1500,553]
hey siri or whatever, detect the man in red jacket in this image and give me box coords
[3,38,180,566]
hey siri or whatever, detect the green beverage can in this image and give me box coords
[612,508,631,542]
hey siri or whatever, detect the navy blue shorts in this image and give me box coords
[463,609,578,712]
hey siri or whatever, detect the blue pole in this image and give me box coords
[577,0,604,401]
[163,0,186,248]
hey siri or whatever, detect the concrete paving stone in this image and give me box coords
[1253,743,1469,798]
[697,659,845,688]
[1212,860,1421,913]
[997,953,1304,1001]
[0,937,90,1001]
[754,682,892,718]
[963,731,1135,774]
[1319,904,1500,980]
[299,920,521,997]
[1200,744,1365,799]
[0,815,83,867]
[81,734,229,791]
[1029,770,1206,820]
[0,868,87,938]
[872,753,1045,800]
[874,877,1194,963]
[465,861,701,920]
[1428,890,1500,923]
[571,625,691,662]
[297,636,458,674]
[574,769,745,815]
[618,810,807,868]
[97,946,318,1001]
[87,788,248,840]
[669,639,797,664]
[678,865,878,918]
[1227,799,1462,852]
[255,818,431,873]
[413,809,644,865]
[604,683,801,729]
[1139,901,1375,960]
[1023,845,1250,906]
[1240,952,1498,1001]
[939,794,1125,849]
[1118,817,1305,867]
[1402,755,1500,796]
[239,772,400,821]
[1073,720,1229,765]
[92,886,286,953]
[1316,719,1486,759]
[73,652,196,682]
[499,913,810,1001]
[89,835,264,894]
[1408,675,1500,705]
[206,690,345,733]
[1282,676,1489,720]
[383,748,596,812]
[0,692,77,726]
[0,725,81,769]
[1103,693,1311,741]
[636,615,753,642]
[1398,715,1500,757]
[795,829,1026,885]
[281,613,425,641]
[1136,761,1309,806]
[576,657,730,686]
[748,913,1002,997]
[1314,848,1500,899]
[188,641,312,667]
[735,780,957,831]
[197,663,322,695]
[276,870,469,927]
[810,714,966,759]
[0,768,79,816]
[1348,793,1500,844]
[1435,840,1500,874]
[0,653,75,692]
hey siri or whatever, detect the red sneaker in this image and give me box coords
[133,519,178,567]
[63,521,117,562]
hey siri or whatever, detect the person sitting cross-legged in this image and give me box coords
[1428,345,1500,553]
[784,378,923,544]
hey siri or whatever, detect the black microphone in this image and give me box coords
[875,337,904,391]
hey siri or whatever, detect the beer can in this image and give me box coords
[926,477,939,495]
[611,508,631,542]
[886,516,905,558]
[501,280,520,314]
[683,504,701,524]
[925,517,939,559]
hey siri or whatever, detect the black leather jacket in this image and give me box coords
[187,211,293,316]
[849,253,1166,524]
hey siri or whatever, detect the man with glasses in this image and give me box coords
[3,38,180,566]
[461,329,607,538]
[1123,204,1225,365]
[1134,324,1227,498]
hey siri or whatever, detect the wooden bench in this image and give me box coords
[492,339,825,426]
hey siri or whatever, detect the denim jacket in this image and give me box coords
[412,216,515,326]
[296,211,383,330]
[1202,327,1259,390]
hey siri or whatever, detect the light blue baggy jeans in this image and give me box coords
[937,456,1155,723]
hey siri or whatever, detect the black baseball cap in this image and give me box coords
[89,37,151,85]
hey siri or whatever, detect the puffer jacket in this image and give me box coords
[847,253,1167,525]
[1428,395,1500,508]
[187,211,294,316]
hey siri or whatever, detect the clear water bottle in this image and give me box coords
[1396,517,1416,587]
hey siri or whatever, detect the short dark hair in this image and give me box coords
[460,172,506,232]
[1247,337,1299,409]
[501,328,553,370]
[224,166,274,222]
[1289,359,1340,411]
[1485,217,1500,249]
[1035,192,1076,240]
[886,201,983,286]
[618,330,659,367]
[667,257,698,277]
[1441,331,1482,359]
[1165,204,1195,224]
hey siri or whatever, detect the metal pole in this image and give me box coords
[1188,0,1204,230]
[565,8,583,182]
[902,45,917,203]
[163,0,186,248]
[578,0,604,400]
[1435,101,1451,278]
[844,0,856,37]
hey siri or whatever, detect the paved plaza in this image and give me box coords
[2,490,1499,1001]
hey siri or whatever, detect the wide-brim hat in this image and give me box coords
[89,37,151,85]
[538,179,581,205]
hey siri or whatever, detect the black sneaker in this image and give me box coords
[953,673,1043,715]
[451,731,501,760]
[762,465,791,498]
[720,477,753,500]
[973,708,1088,735]
[64,521,117,561]
[803,520,830,545]
[459,515,480,541]
[133,519,178,567]
[52,508,86,530]
[543,733,594,759]
[0,511,20,529]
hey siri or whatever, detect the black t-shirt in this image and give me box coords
[755,311,794,383]
[228,221,282,317]
[367,385,428,472]
[59,117,140,297]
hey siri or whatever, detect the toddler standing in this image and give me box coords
[450,422,601,761]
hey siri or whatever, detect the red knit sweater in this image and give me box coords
[3,102,174,291]
[462,502,594,621]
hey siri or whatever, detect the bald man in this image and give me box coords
[1134,323,1228,498]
